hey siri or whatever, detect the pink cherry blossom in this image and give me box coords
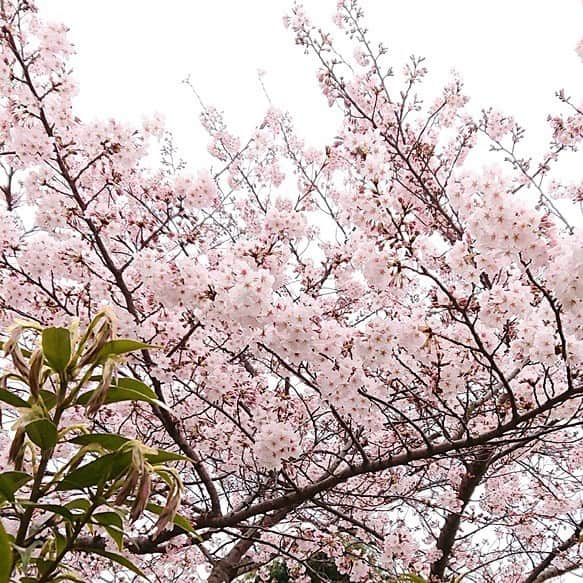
[0,1,582,582]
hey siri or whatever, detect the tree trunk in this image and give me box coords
[207,563,236,583]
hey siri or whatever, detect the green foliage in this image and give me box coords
[306,553,351,582]
[265,560,290,583]
[0,388,29,409]
[76,383,164,408]
[253,554,428,583]
[41,327,71,373]
[0,473,32,504]
[254,553,351,583]
[77,547,150,579]
[24,418,58,450]
[0,312,195,582]
[0,520,11,583]
[395,575,429,583]
[96,339,158,361]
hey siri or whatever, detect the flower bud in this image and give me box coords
[153,477,183,536]
[3,324,24,356]
[11,346,30,379]
[114,468,139,506]
[130,471,151,522]
[86,358,115,417]
[27,348,43,400]
[8,428,25,466]
[77,322,112,368]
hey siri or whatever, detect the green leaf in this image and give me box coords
[146,450,190,464]
[97,340,156,360]
[104,525,124,551]
[53,571,86,583]
[77,386,164,409]
[116,377,158,400]
[13,540,42,571]
[64,498,91,513]
[35,558,54,577]
[0,388,30,409]
[92,512,124,551]
[69,434,188,464]
[68,433,129,451]
[397,575,429,583]
[104,386,159,404]
[75,547,150,581]
[54,530,67,556]
[20,502,74,523]
[0,471,32,503]
[42,327,71,373]
[92,511,123,530]
[92,513,125,551]
[145,503,198,536]
[38,390,57,411]
[0,520,11,583]
[58,452,131,491]
[25,419,58,450]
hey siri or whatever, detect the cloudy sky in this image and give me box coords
[36,0,583,170]
[29,2,583,581]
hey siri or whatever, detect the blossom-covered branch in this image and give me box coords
[0,0,582,581]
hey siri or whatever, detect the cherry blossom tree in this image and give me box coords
[0,0,582,582]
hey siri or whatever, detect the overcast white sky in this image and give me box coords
[36,0,583,170]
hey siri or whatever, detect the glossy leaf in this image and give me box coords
[146,450,190,464]
[0,471,32,503]
[38,390,57,410]
[104,525,124,551]
[64,498,91,512]
[97,339,156,360]
[13,541,42,572]
[77,547,150,581]
[77,386,164,409]
[41,327,71,373]
[20,502,74,523]
[58,451,131,491]
[92,511,123,530]
[0,388,30,409]
[93,512,125,550]
[25,418,58,450]
[68,433,129,451]
[0,520,10,583]
[54,530,67,556]
[116,377,158,399]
